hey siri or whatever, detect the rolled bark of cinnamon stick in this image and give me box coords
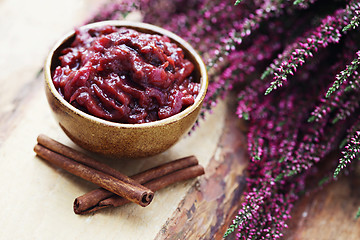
[74,164,205,214]
[34,144,153,207]
[74,155,199,214]
[37,134,148,189]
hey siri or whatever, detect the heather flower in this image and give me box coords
[232,24,354,238]
[342,1,360,32]
[332,92,360,124]
[326,50,360,98]
[334,129,360,178]
[206,33,282,112]
[262,0,360,95]
[293,0,317,8]
[207,0,290,68]
[309,40,360,123]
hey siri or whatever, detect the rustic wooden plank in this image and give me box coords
[0,78,227,240]
[155,101,249,240]
[284,167,360,240]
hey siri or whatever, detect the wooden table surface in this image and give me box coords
[0,1,359,239]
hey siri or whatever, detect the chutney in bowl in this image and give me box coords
[44,20,208,158]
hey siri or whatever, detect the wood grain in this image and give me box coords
[0,71,227,239]
[155,102,248,240]
[284,166,360,240]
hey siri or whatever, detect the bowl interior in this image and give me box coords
[46,20,208,129]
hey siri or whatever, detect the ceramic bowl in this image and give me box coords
[44,20,208,158]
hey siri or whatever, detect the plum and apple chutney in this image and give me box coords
[52,25,200,124]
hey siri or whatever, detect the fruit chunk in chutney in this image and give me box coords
[52,25,200,124]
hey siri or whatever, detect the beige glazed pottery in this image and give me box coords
[44,20,208,158]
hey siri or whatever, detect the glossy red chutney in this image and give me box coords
[52,26,200,124]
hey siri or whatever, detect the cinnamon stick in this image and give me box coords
[74,164,205,214]
[34,143,153,207]
[37,134,147,188]
[74,155,199,214]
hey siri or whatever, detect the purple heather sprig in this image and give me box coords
[262,0,360,95]
[232,95,307,238]
[333,118,360,177]
[326,50,360,98]
[235,185,297,240]
[334,129,360,178]
[205,33,282,112]
[207,0,289,69]
[223,146,302,239]
[239,42,329,122]
[309,43,360,123]
[231,32,351,237]
[342,2,360,32]
[293,0,317,8]
[232,96,344,239]
[345,73,360,92]
[332,92,360,124]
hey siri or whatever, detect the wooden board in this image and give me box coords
[283,164,360,240]
[1,0,359,239]
[0,71,230,240]
[155,102,248,240]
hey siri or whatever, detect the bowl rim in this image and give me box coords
[44,20,208,129]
